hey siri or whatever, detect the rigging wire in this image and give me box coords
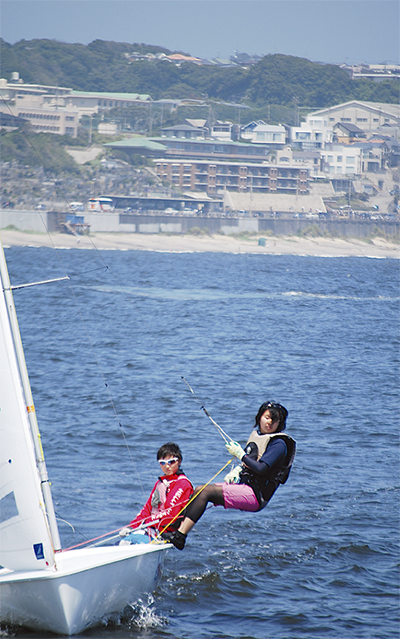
[2,94,232,446]
[37,225,146,494]
[3,106,235,516]
[180,376,231,443]
[4,197,147,494]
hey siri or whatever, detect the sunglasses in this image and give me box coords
[159,458,179,466]
[265,401,285,411]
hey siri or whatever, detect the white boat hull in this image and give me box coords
[0,543,169,635]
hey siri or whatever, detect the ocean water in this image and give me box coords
[2,245,399,639]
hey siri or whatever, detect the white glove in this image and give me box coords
[225,440,246,461]
[224,465,242,484]
[119,526,132,537]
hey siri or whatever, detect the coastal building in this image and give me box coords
[161,122,207,139]
[320,145,363,176]
[67,90,151,114]
[278,148,322,175]
[340,63,400,80]
[240,120,266,139]
[0,75,151,137]
[161,120,238,141]
[108,136,275,162]
[210,121,238,141]
[97,122,119,136]
[0,76,80,136]
[349,142,385,172]
[333,122,366,144]
[151,135,282,158]
[165,53,202,65]
[289,121,334,150]
[306,101,400,133]
[154,158,309,196]
[240,123,287,147]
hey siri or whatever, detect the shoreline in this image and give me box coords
[1,229,399,258]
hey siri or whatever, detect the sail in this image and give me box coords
[0,249,55,571]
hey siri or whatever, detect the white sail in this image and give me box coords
[0,241,170,635]
[0,248,56,571]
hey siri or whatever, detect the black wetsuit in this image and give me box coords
[239,437,288,508]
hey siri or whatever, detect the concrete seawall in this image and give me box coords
[1,209,399,238]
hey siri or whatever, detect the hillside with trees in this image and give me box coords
[0,129,79,172]
[1,39,398,108]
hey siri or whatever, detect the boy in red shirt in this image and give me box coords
[119,443,193,543]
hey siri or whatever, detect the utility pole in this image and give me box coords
[293,96,299,127]
[348,177,351,208]
[249,173,253,216]
[148,101,153,136]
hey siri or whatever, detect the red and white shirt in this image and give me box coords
[130,471,193,532]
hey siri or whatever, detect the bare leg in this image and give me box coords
[178,517,196,535]
[178,484,224,535]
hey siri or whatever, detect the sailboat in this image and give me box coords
[0,240,169,635]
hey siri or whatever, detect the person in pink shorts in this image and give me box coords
[163,401,296,550]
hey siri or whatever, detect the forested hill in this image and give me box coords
[1,39,398,108]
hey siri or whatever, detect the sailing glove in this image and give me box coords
[226,441,246,460]
[119,527,133,537]
[224,465,242,484]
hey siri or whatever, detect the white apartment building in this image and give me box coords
[320,145,363,176]
[290,120,334,150]
[241,124,287,146]
[210,121,236,141]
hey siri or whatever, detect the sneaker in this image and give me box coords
[161,530,187,550]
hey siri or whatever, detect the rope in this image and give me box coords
[152,458,233,542]
[181,376,232,443]
[58,526,124,552]
[57,458,234,551]
[58,521,157,552]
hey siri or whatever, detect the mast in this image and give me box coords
[0,242,61,551]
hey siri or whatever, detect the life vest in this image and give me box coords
[239,430,296,507]
[244,430,296,485]
[149,470,192,529]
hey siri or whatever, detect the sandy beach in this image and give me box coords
[1,229,399,258]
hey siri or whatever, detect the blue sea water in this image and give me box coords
[2,246,400,639]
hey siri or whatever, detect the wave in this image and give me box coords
[88,285,400,303]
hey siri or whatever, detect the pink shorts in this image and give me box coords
[216,483,260,512]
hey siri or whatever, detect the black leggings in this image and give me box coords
[184,484,225,524]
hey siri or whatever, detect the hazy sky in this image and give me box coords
[1,0,399,64]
